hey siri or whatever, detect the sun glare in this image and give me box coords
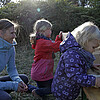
[11,0,47,2]
[11,0,20,3]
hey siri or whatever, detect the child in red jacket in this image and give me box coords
[29,19,62,99]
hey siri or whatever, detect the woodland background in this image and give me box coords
[0,0,100,44]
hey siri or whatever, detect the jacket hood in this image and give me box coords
[0,37,17,51]
[60,32,81,53]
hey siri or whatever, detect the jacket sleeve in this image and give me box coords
[0,81,19,91]
[36,35,62,53]
[6,47,23,91]
[63,51,96,87]
[55,35,62,42]
[32,44,35,49]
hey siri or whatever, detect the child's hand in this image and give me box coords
[59,31,63,38]
[30,34,35,44]
[30,37,35,44]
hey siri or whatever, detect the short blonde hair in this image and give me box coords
[33,18,52,33]
[71,22,100,48]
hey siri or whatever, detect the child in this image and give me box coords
[0,19,28,100]
[51,22,100,100]
[29,19,62,99]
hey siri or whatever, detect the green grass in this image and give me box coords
[1,45,82,100]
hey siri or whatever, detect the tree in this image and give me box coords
[88,0,100,7]
[0,0,11,7]
[0,0,11,5]
[79,0,100,7]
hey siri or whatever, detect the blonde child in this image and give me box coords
[29,19,62,99]
[51,22,100,100]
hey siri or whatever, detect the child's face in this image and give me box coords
[43,28,52,38]
[84,39,100,53]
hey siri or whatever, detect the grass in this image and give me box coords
[12,44,59,100]
[2,44,83,100]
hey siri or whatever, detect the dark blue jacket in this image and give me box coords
[51,32,96,100]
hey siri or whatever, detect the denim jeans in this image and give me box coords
[0,90,12,100]
[0,74,28,100]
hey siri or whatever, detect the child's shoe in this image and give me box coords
[27,84,37,93]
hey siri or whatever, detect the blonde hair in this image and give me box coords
[33,18,52,33]
[30,19,52,44]
[71,22,100,48]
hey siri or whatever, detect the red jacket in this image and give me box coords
[32,35,61,62]
[31,35,62,81]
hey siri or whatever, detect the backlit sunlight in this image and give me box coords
[11,0,47,3]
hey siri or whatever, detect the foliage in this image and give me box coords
[0,0,100,44]
[0,0,11,7]
[87,0,100,7]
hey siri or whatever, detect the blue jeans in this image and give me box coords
[0,90,12,100]
[0,74,28,100]
[28,79,53,97]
